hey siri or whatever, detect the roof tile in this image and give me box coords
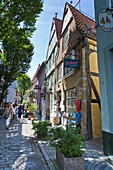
[54,17,62,40]
[67,2,96,39]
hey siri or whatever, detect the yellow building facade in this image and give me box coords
[56,3,102,139]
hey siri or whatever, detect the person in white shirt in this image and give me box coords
[3,103,13,129]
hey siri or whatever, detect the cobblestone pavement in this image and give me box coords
[1,116,113,170]
[83,138,113,170]
[0,117,49,170]
[38,138,113,170]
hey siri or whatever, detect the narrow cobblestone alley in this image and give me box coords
[0,117,49,170]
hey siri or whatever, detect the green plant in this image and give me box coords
[48,126,85,158]
[32,120,51,140]
[28,103,37,113]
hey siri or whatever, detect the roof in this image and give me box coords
[32,64,40,83]
[66,2,96,40]
[32,61,46,82]
[54,17,62,40]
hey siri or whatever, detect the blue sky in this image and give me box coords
[27,0,95,79]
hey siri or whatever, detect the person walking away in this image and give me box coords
[11,103,16,120]
[3,103,13,129]
[12,103,17,119]
[17,104,23,123]
[15,104,19,120]
[9,103,14,121]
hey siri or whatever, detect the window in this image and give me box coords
[49,59,51,69]
[51,74,54,86]
[58,64,62,81]
[51,51,55,64]
[62,30,68,51]
[65,88,76,115]
[46,62,49,72]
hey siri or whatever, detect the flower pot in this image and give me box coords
[56,149,84,170]
[51,117,60,125]
[28,115,33,120]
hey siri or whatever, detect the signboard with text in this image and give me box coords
[64,59,79,68]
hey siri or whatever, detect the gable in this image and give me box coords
[49,21,56,41]
[62,5,73,34]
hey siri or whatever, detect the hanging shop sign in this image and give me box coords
[99,8,113,32]
[64,59,79,68]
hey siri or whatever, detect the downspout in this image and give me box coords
[84,36,93,139]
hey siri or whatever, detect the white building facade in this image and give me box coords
[45,17,62,123]
[6,81,21,104]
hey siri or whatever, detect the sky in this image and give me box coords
[27,0,95,79]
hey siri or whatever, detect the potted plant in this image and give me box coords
[27,103,37,119]
[48,126,85,170]
[32,119,52,140]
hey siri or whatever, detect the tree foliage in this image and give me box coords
[0,0,43,104]
[0,0,43,38]
[16,73,31,103]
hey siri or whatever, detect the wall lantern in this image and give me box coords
[49,87,52,93]
[34,85,41,90]
[33,85,41,99]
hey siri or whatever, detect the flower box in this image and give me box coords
[56,149,84,170]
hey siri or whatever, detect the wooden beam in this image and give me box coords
[90,77,101,110]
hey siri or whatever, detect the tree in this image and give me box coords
[0,0,43,39]
[0,31,34,104]
[0,0,43,104]
[16,74,31,103]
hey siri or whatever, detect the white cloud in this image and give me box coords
[36,20,50,26]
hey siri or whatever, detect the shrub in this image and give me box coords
[48,126,85,158]
[32,120,51,140]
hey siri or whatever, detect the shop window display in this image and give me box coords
[65,88,76,116]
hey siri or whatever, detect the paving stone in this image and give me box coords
[1,116,113,170]
[0,117,49,170]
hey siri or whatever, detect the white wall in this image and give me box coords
[6,81,17,103]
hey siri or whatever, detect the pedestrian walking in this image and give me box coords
[15,104,19,120]
[11,103,17,120]
[17,104,23,123]
[3,103,13,129]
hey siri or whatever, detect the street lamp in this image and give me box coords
[34,85,41,100]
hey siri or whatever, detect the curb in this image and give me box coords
[38,141,60,170]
